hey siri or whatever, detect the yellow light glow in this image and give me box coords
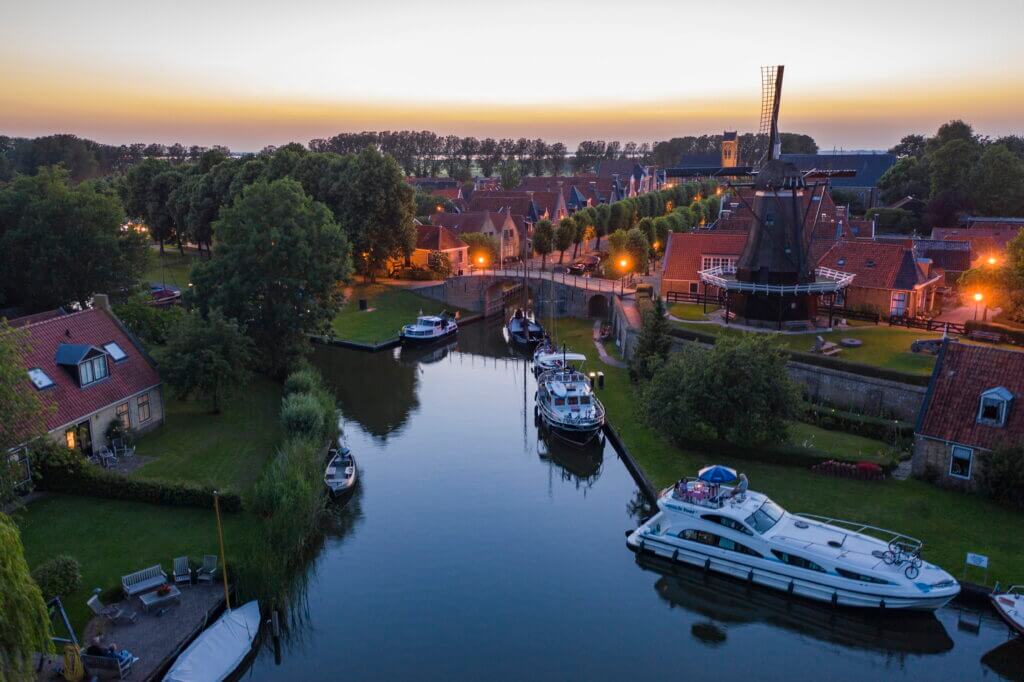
[652,241,660,249]
[619,259,628,269]
[477,255,486,264]
[974,292,983,302]
[988,256,997,265]
[436,205,443,212]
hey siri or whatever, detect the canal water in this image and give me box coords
[244,318,1023,681]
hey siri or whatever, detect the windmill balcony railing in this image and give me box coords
[698,265,855,295]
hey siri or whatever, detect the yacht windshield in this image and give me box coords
[745,499,784,534]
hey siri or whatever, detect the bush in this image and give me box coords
[31,555,81,601]
[112,293,185,346]
[975,445,1024,511]
[964,320,1024,346]
[802,404,913,449]
[427,251,452,279]
[280,392,325,439]
[31,441,242,511]
[284,368,321,396]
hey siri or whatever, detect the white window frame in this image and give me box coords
[103,342,127,362]
[890,291,909,317]
[949,445,973,480]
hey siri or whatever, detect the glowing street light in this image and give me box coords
[973,291,984,320]
[988,256,998,266]
[619,258,628,269]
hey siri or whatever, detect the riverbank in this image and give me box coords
[330,282,470,345]
[555,317,1024,585]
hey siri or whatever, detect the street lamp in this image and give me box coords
[618,257,629,295]
[973,292,983,320]
[987,256,998,266]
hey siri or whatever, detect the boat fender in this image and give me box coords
[879,599,886,610]
[747,570,754,584]
[831,592,838,607]
[639,540,645,554]
[788,581,795,595]
[672,549,679,563]
[703,558,711,572]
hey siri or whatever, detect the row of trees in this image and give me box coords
[650,132,819,168]
[0,134,230,183]
[880,120,1024,225]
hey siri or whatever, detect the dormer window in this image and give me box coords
[977,387,1013,427]
[79,355,108,386]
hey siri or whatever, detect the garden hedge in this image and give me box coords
[964,320,1024,346]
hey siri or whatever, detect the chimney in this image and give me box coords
[93,293,111,312]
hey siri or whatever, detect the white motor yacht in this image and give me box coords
[536,368,605,446]
[400,314,457,345]
[991,586,1024,636]
[626,472,960,610]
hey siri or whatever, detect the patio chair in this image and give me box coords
[173,556,192,587]
[95,446,118,469]
[112,437,135,459]
[195,555,218,584]
[87,595,138,624]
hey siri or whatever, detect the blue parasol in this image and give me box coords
[698,465,738,483]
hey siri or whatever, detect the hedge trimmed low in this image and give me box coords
[803,403,914,447]
[964,320,1024,346]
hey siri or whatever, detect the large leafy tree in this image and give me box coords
[188,178,351,376]
[160,310,254,413]
[629,297,671,381]
[331,148,415,280]
[0,167,147,312]
[638,334,800,446]
[554,218,576,264]
[532,219,554,268]
[0,513,53,680]
[0,321,46,452]
[499,159,522,191]
[969,144,1024,217]
[624,227,650,274]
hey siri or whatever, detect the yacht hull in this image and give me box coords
[400,327,457,346]
[627,533,956,611]
[542,418,603,447]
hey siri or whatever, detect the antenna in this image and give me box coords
[758,65,785,166]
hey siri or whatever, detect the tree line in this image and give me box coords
[879,120,1024,225]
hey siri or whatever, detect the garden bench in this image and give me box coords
[970,330,1002,343]
[121,565,167,597]
[81,653,136,680]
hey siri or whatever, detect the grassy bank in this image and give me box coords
[330,282,468,345]
[142,249,199,289]
[15,496,259,633]
[668,302,720,321]
[555,317,1024,584]
[132,376,283,493]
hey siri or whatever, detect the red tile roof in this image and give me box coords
[918,342,1024,450]
[415,225,465,252]
[7,309,66,328]
[932,225,1023,251]
[429,211,507,235]
[818,240,936,290]
[19,308,160,434]
[467,194,536,218]
[661,231,749,282]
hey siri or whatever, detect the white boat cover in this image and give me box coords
[164,601,260,682]
[536,352,587,365]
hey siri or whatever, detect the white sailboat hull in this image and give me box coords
[164,601,261,682]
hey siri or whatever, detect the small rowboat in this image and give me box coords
[991,586,1024,636]
[324,447,357,496]
[164,601,260,682]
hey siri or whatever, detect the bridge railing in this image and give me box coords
[462,266,636,294]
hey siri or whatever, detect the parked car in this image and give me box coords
[566,255,600,276]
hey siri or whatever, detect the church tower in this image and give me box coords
[721,131,738,167]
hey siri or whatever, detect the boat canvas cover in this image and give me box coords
[536,352,587,365]
[164,601,260,682]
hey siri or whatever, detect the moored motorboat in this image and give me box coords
[533,347,587,377]
[400,314,457,345]
[991,585,1024,635]
[536,367,605,446]
[626,468,960,610]
[163,601,260,682]
[507,309,544,348]
[324,447,357,496]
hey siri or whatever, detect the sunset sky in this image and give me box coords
[3,0,1022,151]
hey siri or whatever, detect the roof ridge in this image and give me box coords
[19,306,94,331]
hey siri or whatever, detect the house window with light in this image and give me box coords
[977,387,1012,427]
[949,445,973,479]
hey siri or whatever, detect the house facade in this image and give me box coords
[818,240,942,317]
[411,225,469,273]
[429,211,521,261]
[912,341,1024,490]
[659,231,750,296]
[12,298,164,456]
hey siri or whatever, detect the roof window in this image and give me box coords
[977,387,1013,427]
[28,368,54,390]
[103,342,127,361]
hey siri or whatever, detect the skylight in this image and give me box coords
[28,368,54,390]
[103,342,127,361]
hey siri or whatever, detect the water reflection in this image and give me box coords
[537,431,604,490]
[637,554,955,656]
[313,344,418,441]
[398,339,458,366]
[981,638,1024,679]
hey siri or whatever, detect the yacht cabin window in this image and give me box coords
[771,550,826,573]
[745,500,783,534]
[678,529,762,558]
[701,514,753,536]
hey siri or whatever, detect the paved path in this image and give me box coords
[592,320,626,368]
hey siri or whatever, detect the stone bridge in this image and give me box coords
[416,269,631,318]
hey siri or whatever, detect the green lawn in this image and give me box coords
[14,496,259,635]
[554,317,1024,585]
[142,249,199,289]
[673,321,939,375]
[330,283,468,345]
[788,422,894,463]
[131,376,283,494]
[668,302,720,321]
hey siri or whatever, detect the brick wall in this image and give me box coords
[911,435,982,491]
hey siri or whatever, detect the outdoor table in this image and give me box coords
[138,584,181,612]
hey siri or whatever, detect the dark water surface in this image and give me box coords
[244,319,1022,681]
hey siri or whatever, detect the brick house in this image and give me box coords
[659,230,749,296]
[912,341,1024,490]
[429,211,520,261]
[411,225,469,273]
[818,240,943,317]
[12,298,163,456]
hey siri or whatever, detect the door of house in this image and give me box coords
[890,291,909,317]
[64,420,93,456]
